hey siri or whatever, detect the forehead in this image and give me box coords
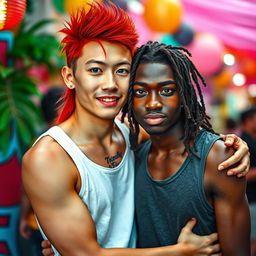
[135,63,174,82]
[79,41,132,63]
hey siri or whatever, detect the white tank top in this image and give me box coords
[34,119,136,255]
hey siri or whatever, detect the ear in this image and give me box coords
[61,66,76,89]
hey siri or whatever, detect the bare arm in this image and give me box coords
[22,138,216,256]
[247,167,256,181]
[205,140,251,256]
[219,133,249,177]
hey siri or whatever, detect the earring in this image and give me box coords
[68,84,74,89]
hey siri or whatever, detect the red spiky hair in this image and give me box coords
[57,2,139,123]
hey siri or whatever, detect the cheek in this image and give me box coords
[117,77,129,91]
[133,98,145,115]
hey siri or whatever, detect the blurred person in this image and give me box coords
[19,87,64,255]
[224,117,240,135]
[22,2,250,256]
[240,107,256,256]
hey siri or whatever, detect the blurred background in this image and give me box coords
[0,0,255,255]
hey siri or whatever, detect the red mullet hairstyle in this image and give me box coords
[57,2,139,123]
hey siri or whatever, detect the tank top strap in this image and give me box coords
[114,118,130,147]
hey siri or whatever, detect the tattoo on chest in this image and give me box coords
[105,152,123,168]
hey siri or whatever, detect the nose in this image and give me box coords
[102,71,118,91]
[145,91,163,110]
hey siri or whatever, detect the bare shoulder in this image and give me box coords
[205,139,246,197]
[209,139,234,161]
[22,136,76,190]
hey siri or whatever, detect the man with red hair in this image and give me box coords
[22,2,249,256]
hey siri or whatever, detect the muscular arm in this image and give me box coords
[205,140,251,256]
[22,138,204,256]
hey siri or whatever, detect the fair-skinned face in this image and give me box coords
[133,62,182,135]
[62,41,132,120]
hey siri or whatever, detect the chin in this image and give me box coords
[143,127,167,135]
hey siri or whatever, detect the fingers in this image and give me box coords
[218,136,249,173]
[205,232,218,244]
[199,243,220,255]
[41,240,51,248]
[227,158,249,177]
[42,248,54,256]
[182,218,197,232]
[220,133,235,147]
[209,243,220,253]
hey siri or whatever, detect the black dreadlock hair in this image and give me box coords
[122,41,215,155]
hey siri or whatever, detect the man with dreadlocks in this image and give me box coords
[123,41,250,255]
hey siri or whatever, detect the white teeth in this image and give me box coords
[100,98,117,102]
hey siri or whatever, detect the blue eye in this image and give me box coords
[116,69,129,75]
[89,68,102,74]
[160,88,175,96]
[134,88,148,97]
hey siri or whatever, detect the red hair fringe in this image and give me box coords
[57,2,138,123]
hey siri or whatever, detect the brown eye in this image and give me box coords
[134,88,148,97]
[160,88,175,96]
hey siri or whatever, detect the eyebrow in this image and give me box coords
[134,80,176,86]
[85,59,131,67]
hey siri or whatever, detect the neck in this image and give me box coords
[60,108,116,145]
[150,121,185,154]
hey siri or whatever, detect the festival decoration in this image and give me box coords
[211,68,232,89]
[161,34,180,47]
[64,0,103,13]
[241,59,256,79]
[0,0,26,31]
[128,10,156,46]
[173,22,194,46]
[188,33,224,77]
[143,0,182,33]
[108,0,128,11]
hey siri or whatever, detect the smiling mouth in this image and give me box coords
[96,96,120,107]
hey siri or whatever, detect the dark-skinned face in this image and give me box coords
[133,62,182,135]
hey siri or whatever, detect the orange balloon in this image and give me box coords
[212,68,232,89]
[64,0,103,14]
[144,0,183,33]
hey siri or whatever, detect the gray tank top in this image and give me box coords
[135,130,220,248]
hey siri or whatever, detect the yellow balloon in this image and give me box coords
[64,0,103,14]
[144,0,183,33]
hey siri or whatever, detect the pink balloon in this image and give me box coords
[128,10,155,46]
[187,33,224,77]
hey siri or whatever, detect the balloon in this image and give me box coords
[143,0,183,33]
[161,34,180,47]
[211,68,232,89]
[64,0,103,13]
[108,0,128,11]
[128,10,156,46]
[188,34,224,77]
[173,23,194,46]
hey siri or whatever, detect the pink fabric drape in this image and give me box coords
[181,0,256,58]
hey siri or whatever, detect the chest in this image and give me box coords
[78,139,126,168]
[147,151,188,180]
